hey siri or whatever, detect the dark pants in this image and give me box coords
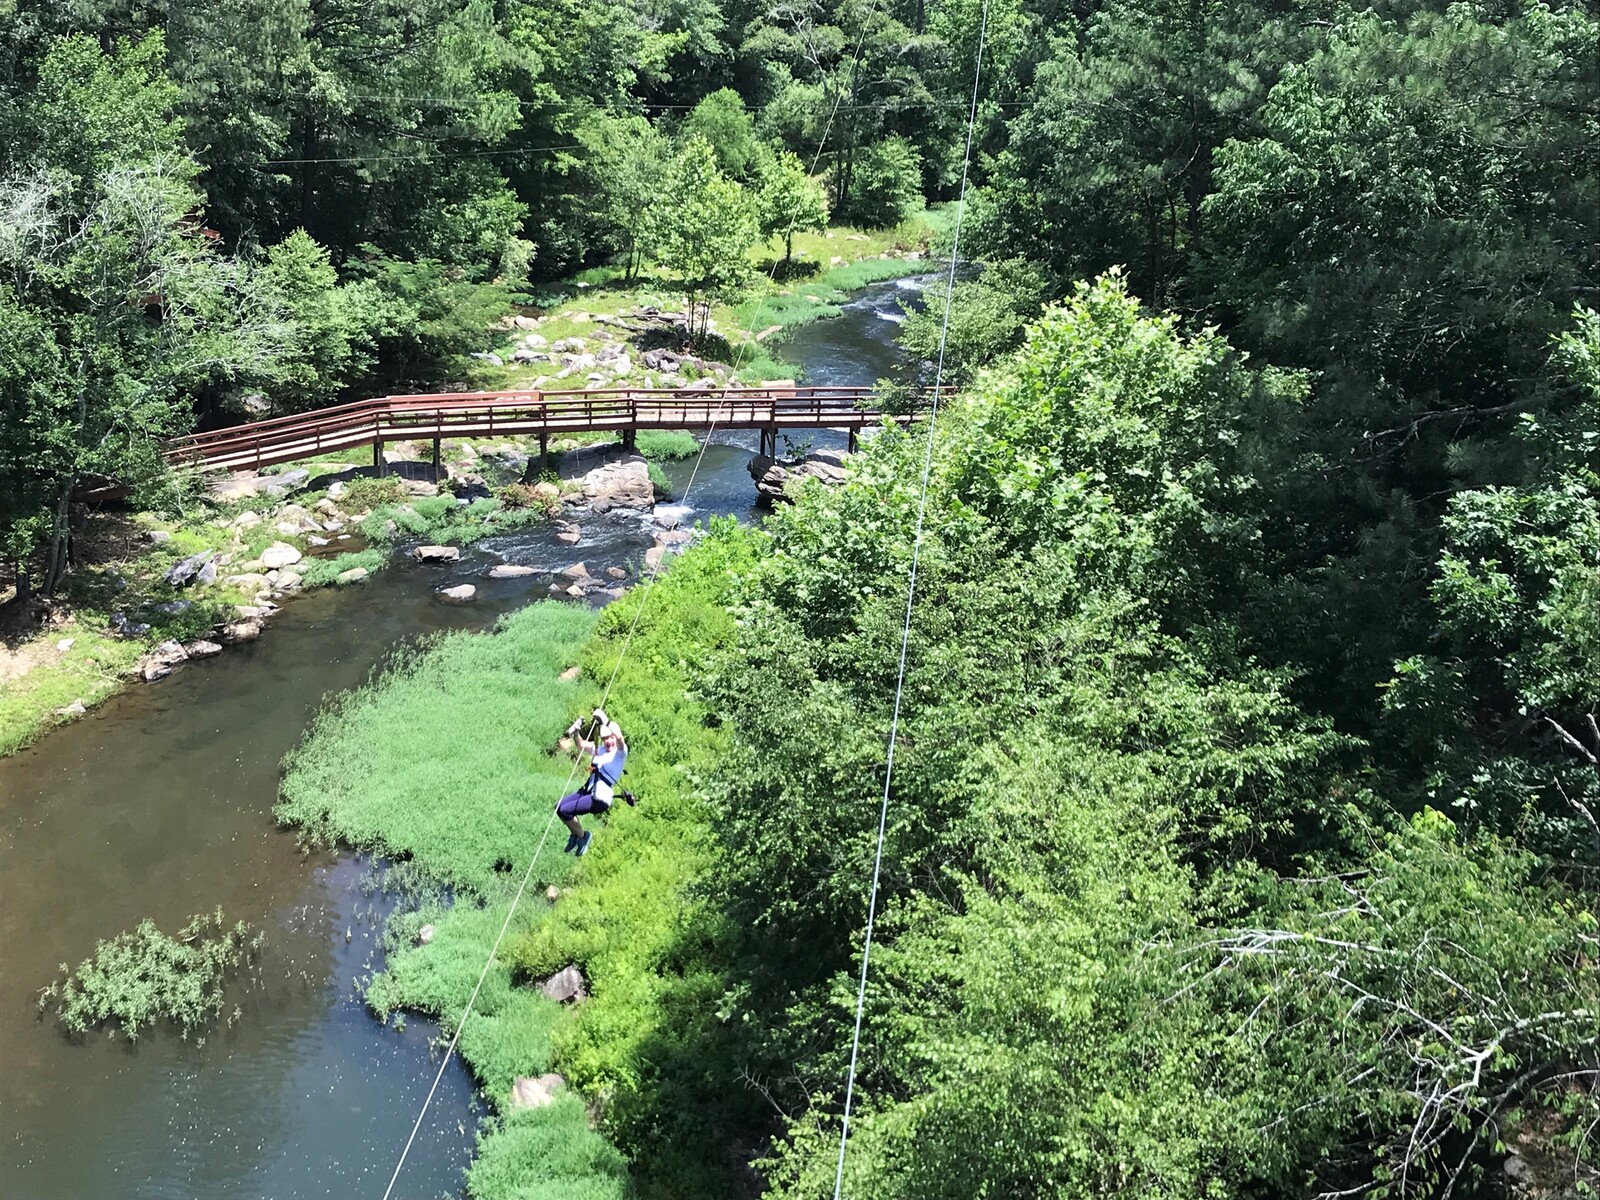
[557,789,610,819]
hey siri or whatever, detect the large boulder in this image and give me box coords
[749,449,851,503]
[437,584,477,604]
[137,639,189,682]
[578,457,654,512]
[539,965,587,1004]
[221,618,263,643]
[413,545,461,563]
[165,550,217,587]
[258,469,311,497]
[488,564,538,578]
[259,542,302,570]
[510,1073,565,1110]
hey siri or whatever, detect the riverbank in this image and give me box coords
[276,525,747,1197]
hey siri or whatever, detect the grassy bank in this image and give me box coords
[276,524,751,1197]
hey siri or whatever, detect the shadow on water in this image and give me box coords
[0,272,928,1199]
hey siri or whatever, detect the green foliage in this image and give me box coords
[357,493,550,546]
[756,150,830,262]
[43,909,258,1042]
[679,89,759,180]
[897,258,1048,384]
[336,476,408,511]
[645,462,672,500]
[298,548,386,588]
[843,136,923,228]
[632,430,699,460]
[642,137,758,340]
[278,602,598,894]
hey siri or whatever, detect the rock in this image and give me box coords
[153,600,193,616]
[538,965,587,1004]
[258,469,310,497]
[275,570,304,591]
[560,562,590,580]
[56,637,75,652]
[556,530,581,545]
[195,558,218,587]
[438,584,477,604]
[259,542,303,570]
[226,573,273,594]
[1502,1154,1531,1181]
[510,1073,565,1110]
[185,639,223,658]
[578,457,655,511]
[413,545,461,562]
[326,480,347,499]
[147,529,172,544]
[138,639,189,682]
[308,535,330,547]
[653,529,694,549]
[749,449,850,503]
[605,567,627,580]
[336,567,369,585]
[558,665,582,682]
[548,583,567,596]
[57,699,87,717]
[207,473,263,502]
[523,332,549,348]
[565,583,586,599]
[545,885,561,902]
[512,314,540,330]
[165,550,217,587]
[221,619,262,643]
[644,546,665,573]
[471,351,504,366]
[652,504,693,529]
[511,348,547,364]
[532,481,560,501]
[488,564,538,578]
[417,923,436,945]
[234,605,263,619]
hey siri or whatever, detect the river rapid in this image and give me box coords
[0,276,921,1200]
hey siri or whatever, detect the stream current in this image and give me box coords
[0,276,923,1199]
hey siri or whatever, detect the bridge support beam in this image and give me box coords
[760,427,776,458]
[538,430,549,469]
[373,439,386,477]
[622,428,636,454]
[431,437,442,482]
[848,428,858,453]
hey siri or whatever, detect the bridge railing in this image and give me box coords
[163,385,941,471]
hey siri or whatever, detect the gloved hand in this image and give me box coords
[567,718,583,736]
[592,707,608,726]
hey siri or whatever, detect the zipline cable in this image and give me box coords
[377,21,875,1198]
[830,2,988,1196]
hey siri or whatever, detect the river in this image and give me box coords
[0,276,920,1200]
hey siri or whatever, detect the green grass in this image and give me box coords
[0,626,144,756]
[359,494,552,547]
[633,430,698,461]
[278,601,599,895]
[298,549,386,588]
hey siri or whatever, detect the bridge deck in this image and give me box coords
[166,386,928,474]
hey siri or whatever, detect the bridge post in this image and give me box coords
[760,427,776,458]
[538,430,549,468]
[622,427,636,453]
[431,437,442,482]
[848,427,858,453]
[373,439,386,477]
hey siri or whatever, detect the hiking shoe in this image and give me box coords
[563,831,580,854]
[575,831,593,857]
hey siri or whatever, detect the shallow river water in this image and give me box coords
[0,276,919,1199]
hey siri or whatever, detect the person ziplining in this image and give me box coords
[556,708,629,856]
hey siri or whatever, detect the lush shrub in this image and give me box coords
[338,475,408,510]
[42,908,260,1042]
[299,548,386,588]
[845,136,923,227]
[632,430,699,461]
[646,462,671,500]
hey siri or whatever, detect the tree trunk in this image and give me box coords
[786,229,794,262]
[42,480,74,596]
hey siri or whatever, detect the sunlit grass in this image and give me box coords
[277,601,599,895]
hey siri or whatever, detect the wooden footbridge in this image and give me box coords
[165,385,935,475]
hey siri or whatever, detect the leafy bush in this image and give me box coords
[299,548,386,588]
[42,908,259,1042]
[359,494,550,546]
[338,475,408,510]
[845,136,923,227]
[645,462,672,500]
[632,430,698,460]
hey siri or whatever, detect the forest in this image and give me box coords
[3,0,1600,1194]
